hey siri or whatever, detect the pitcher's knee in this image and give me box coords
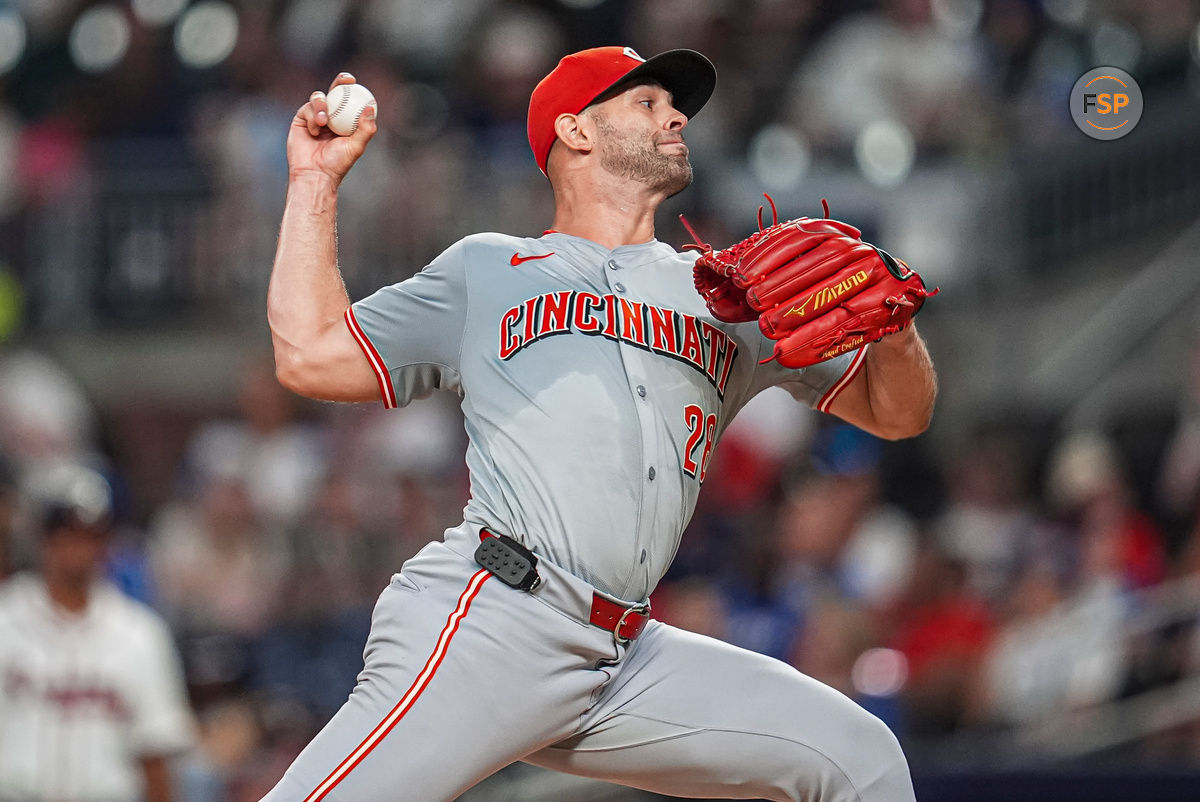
[755,702,912,802]
[789,706,913,802]
[853,710,913,800]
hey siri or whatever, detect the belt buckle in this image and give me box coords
[613,604,649,646]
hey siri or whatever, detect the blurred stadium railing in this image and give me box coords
[1016,112,1200,270]
[1026,215,1200,425]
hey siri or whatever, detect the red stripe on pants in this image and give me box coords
[303,569,492,801]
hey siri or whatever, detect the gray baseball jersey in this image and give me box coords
[345,232,863,602]
[262,232,912,802]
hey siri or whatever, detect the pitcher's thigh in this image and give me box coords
[261,563,600,802]
[528,622,914,802]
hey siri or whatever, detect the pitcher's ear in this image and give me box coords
[553,112,594,155]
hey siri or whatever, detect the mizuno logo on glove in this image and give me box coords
[690,195,936,368]
[784,269,871,318]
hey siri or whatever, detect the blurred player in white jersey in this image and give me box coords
[0,464,195,802]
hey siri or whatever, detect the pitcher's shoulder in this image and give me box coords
[648,240,701,268]
[451,232,555,270]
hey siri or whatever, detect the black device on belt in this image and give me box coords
[476,528,650,643]
[475,533,541,591]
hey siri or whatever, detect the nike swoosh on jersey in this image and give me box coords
[510,252,556,265]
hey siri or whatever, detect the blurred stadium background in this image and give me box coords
[1,0,1200,799]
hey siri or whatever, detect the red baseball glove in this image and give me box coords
[687,198,935,369]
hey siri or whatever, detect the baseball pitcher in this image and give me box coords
[262,46,936,801]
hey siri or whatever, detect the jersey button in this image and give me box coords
[607,259,619,270]
[636,385,646,397]
[648,467,656,480]
[639,549,648,564]
[613,282,626,293]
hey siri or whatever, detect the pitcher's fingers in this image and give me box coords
[293,104,314,132]
[328,71,355,93]
[349,103,377,147]
[307,90,328,135]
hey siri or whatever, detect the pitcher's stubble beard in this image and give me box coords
[592,111,693,198]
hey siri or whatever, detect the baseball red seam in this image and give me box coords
[344,307,398,409]
[816,345,868,413]
[303,569,492,801]
[330,91,350,120]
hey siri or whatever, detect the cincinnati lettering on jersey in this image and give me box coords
[499,291,739,397]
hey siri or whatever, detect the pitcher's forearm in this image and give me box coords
[825,323,937,440]
[268,173,350,368]
[862,325,937,438]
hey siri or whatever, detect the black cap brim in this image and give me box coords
[586,49,716,120]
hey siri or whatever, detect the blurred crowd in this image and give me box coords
[0,0,1197,328]
[1,0,1200,799]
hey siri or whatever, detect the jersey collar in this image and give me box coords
[540,231,670,262]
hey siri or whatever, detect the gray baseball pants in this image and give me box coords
[260,537,915,801]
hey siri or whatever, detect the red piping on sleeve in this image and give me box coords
[345,306,398,409]
[816,346,868,414]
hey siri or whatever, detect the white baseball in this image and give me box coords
[325,83,377,136]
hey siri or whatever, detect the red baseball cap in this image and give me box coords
[527,46,716,176]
